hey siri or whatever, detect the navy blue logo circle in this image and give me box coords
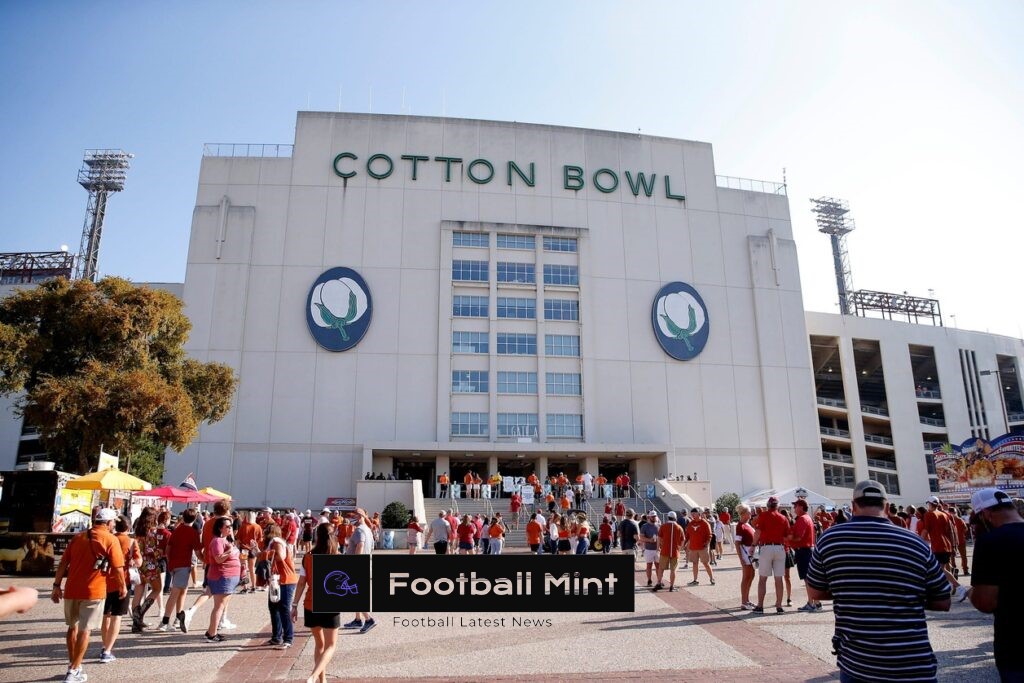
[306,267,372,352]
[651,282,709,360]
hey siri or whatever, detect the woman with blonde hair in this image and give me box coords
[237,511,263,593]
[574,513,591,554]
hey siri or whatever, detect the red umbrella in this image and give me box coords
[147,485,220,503]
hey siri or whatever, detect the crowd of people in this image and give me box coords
[9,479,1022,683]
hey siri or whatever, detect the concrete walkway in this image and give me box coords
[0,548,1000,682]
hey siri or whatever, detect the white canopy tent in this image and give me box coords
[741,486,837,509]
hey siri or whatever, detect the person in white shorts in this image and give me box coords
[753,496,790,614]
[638,514,660,587]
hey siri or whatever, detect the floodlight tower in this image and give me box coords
[74,149,133,281]
[811,196,856,315]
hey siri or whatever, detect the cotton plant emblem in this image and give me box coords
[306,267,372,352]
[651,282,709,361]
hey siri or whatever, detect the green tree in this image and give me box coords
[380,501,411,529]
[0,277,237,475]
[122,437,168,485]
[714,492,741,516]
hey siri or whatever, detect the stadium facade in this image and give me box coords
[3,112,1022,508]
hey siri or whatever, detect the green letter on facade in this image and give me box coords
[434,156,463,182]
[401,154,429,180]
[507,161,536,187]
[332,152,358,179]
[664,175,686,201]
[467,159,495,184]
[366,153,394,180]
[593,168,619,193]
[563,165,584,191]
[625,171,656,197]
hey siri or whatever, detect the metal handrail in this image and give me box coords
[864,434,894,445]
[716,175,787,196]
[861,405,890,417]
[817,396,847,408]
[867,458,897,471]
[1007,412,1024,423]
[920,416,946,427]
[915,389,942,399]
[202,143,293,158]
[923,441,946,451]
[822,451,853,464]
[820,426,851,438]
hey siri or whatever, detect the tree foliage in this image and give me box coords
[380,501,411,529]
[714,492,741,516]
[123,437,168,486]
[0,277,237,475]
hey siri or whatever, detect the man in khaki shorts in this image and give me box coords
[685,508,715,586]
[52,508,126,683]
[653,511,685,592]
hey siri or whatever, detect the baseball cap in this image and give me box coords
[766,496,779,507]
[971,488,1012,512]
[927,495,941,505]
[95,508,117,522]
[666,511,677,520]
[262,507,273,513]
[852,480,887,502]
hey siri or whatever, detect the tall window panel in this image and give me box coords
[452,331,488,354]
[450,412,488,437]
[452,295,488,317]
[497,297,536,319]
[497,262,535,284]
[497,413,538,437]
[543,236,577,253]
[822,464,855,488]
[453,232,488,248]
[496,234,535,250]
[544,299,578,321]
[452,260,488,282]
[870,470,900,496]
[543,264,578,286]
[547,413,583,438]
[545,334,580,357]
[546,372,581,396]
[452,370,488,394]
[497,371,537,394]
[497,333,537,355]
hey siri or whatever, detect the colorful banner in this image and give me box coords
[520,486,535,505]
[98,450,119,471]
[934,433,1024,494]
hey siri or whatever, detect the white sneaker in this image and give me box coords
[156,622,171,632]
[955,586,969,603]
[219,618,237,630]
[183,608,195,632]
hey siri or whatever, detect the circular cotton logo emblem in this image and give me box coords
[306,267,372,352]
[651,282,709,360]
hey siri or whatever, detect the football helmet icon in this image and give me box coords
[323,570,359,597]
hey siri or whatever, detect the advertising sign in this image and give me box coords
[934,433,1024,495]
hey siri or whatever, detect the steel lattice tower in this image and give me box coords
[810,196,856,315]
[75,149,133,281]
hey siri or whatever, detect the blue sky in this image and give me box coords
[1,1,1022,337]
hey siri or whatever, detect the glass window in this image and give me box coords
[928,478,940,493]
[823,464,855,488]
[497,371,537,394]
[497,333,537,355]
[452,260,488,282]
[450,412,488,437]
[497,297,536,319]
[546,372,581,396]
[453,232,488,248]
[497,261,535,284]
[543,264,578,286]
[452,331,488,354]
[547,413,583,438]
[497,413,538,438]
[497,234,535,250]
[452,295,488,317]
[544,299,579,321]
[870,470,901,496]
[543,236,577,253]
[925,453,937,476]
[452,370,488,394]
[545,334,580,357]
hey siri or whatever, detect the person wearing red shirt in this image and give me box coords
[753,496,790,614]
[718,508,734,548]
[951,510,969,576]
[158,508,203,633]
[653,512,685,591]
[604,500,613,517]
[526,514,544,554]
[597,517,614,554]
[614,499,626,521]
[684,508,714,586]
[787,500,820,612]
[735,505,757,610]
[614,474,624,497]
[921,497,964,599]
[510,492,522,530]
[620,473,631,497]
[445,511,459,553]
[815,506,833,531]
[456,515,476,555]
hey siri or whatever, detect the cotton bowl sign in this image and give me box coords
[306,267,372,352]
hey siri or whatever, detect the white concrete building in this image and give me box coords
[3,112,1022,509]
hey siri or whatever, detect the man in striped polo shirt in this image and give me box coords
[806,480,951,683]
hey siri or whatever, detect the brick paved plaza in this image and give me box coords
[0,549,1000,682]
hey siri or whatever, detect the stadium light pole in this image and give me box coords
[979,370,1009,436]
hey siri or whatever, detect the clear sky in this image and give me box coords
[1,1,1022,337]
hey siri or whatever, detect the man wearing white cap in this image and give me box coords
[966,488,1024,681]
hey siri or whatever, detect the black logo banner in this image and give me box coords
[311,555,371,613]
[372,555,634,612]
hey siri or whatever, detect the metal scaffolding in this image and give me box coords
[74,149,132,281]
[810,197,856,315]
[850,290,943,326]
[0,251,75,285]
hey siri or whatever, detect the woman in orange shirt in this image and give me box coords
[556,517,572,555]
[261,524,298,648]
[292,523,340,683]
[487,517,506,555]
[574,513,591,554]
[237,511,263,594]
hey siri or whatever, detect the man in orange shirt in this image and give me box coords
[921,497,965,600]
[545,491,556,514]
[51,508,126,683]
[438,472,449,498]
[654,511,686,592]
[463,472,474,499]
[950,507,969,576]
[614,474,624,497]
[685,508,715,586]
[526,513,544,554]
